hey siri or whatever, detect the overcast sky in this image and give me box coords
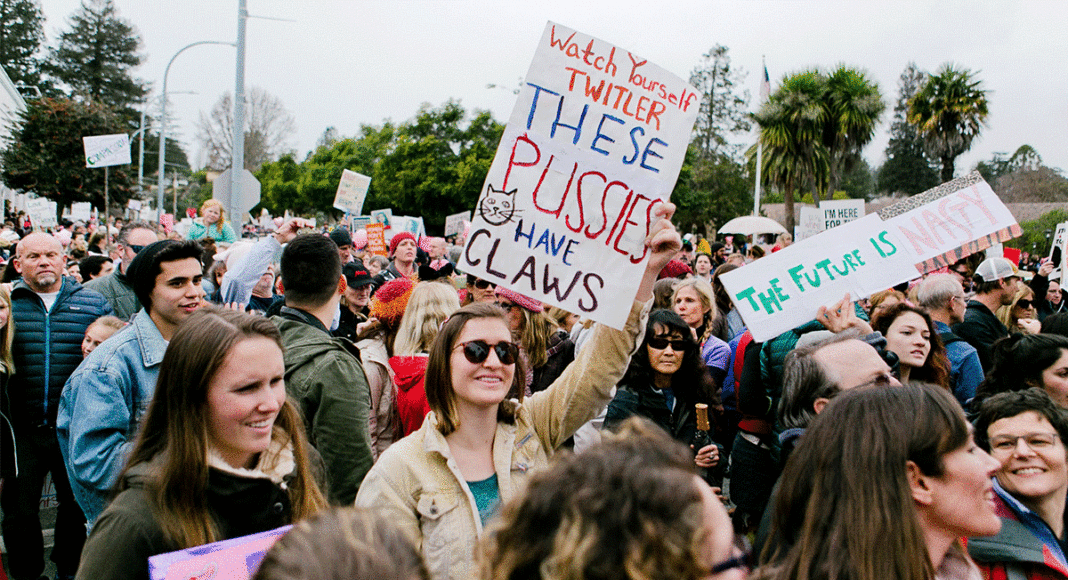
[35,0,1068,180]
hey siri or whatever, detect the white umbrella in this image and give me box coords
[718,216,787,236]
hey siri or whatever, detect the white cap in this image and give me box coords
[974,257,1019,283]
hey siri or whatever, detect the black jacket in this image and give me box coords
[10,277,112,428]
[952,300,1009,372]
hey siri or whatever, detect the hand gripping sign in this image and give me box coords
[461,22,699,330]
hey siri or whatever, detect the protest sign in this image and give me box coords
[70,202,92,222]
[25,197,57,228]
[1049,222,1067,281]
[332,169,371,214]
[128,199,142,211]
[721,173,1020,341]
[820,199,864,230]
[445,211,471,238]
[82,133,131,168]
[370,209,392,229]
[149,525,290,580]
[797,206,822,240]
[351,215,372,230]
[366,222,388,256]
[460,22,699,329]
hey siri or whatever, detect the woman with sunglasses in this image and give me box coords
[604,309,720,475]
[480,417,747,580]
[757,383,1000,580]
[355,205,681,580]
[998,285,1042,335]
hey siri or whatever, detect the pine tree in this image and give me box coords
[44,0,147,123]
[877,63,939,195]
[0,0,45,87]
[688,45,751,160]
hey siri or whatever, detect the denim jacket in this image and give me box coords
[57,309,167,524]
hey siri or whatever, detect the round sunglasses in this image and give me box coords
[455,340,519,365]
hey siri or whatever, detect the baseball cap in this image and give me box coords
[973,257,1019,283]
[343,262,374,289]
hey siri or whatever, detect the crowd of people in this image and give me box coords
[0,196,1067,580]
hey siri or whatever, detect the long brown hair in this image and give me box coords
[0,285,14,373]
[120,307,326,548]
[761,383,970,580]
[424,302,525,436]
[871,302,951,389]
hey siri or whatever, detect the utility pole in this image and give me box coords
[230,0,248,227]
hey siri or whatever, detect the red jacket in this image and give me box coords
[389,355,431,436]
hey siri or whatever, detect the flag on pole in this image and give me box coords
[760,64,771,101]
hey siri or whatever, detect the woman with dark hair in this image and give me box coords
[604,309,720,473]
[970,388,1068,578]
[1042,312,1068,337]
[355,207,680,580]
[711,263,743,342]
[974,334,1068,409]
[757,383,1000,580]
[480,418,743,580]
[871,302,951,389]
[76,307,327,580]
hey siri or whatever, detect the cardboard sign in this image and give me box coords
[82,133,131,168]
[797,206,822,241]
[365,222,388,256]
[25,197,57,228]
[332,169,371,214]
[722,173,1020,341]
[820,199,864,230]
[460,22,698,329]
[70,202,92,222]
[370,209,392,229]
[444,211,471,238]
[148,525,290,580]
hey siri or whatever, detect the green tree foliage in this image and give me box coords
[750,66,884,231]
[688,45,751,159]
[877,63,940,196]
[44,0,147,124]
[673,145,751,236]
[908,63,989,183]
[1,97,134,213]
[1005,208,1068,255]
[256,101,503,233]
[840,157,875,200]
[0,0,44,87]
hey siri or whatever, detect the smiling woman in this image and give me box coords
[74,307,327,580]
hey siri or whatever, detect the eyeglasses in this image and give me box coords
[497,301,519,312]
[989,432,1059,454]
[455,340,519,365]
[1016,299,1034,310]
[127,244,147,254]
[473,279,496,290]
[711,534,753,574]
[647,336,688,351]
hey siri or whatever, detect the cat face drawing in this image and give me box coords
[478,184,520,226]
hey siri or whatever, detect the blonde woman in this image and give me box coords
[672,278,731,385]
[391,282,461,436]
[996,284,1041,335]
[186,199,237,244]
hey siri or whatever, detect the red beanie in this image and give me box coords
[370,278,414,327]
[658,259,693,280]
[389,232,416,257]
[494,286,543,313]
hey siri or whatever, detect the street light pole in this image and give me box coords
[157,40,234,220]
[229,0,248,227]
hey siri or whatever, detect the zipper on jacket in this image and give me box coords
[42,300,51,426]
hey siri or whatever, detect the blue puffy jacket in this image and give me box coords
[10,277,112,428]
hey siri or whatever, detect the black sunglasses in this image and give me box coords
[1017,299,1033,309]
[127,244,147,254]
[647,336,689,351]
[456,340,519,365]
[473,279,496,290]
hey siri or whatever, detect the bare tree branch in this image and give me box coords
[195,86,296,171]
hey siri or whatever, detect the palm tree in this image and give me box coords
[822,65,885,199]
[750,70,829,232]
[908,64,989,183]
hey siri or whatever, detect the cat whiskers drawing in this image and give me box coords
[478,184,522,226]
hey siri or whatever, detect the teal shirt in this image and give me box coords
[187,220,237,244]
[467,474,501,526]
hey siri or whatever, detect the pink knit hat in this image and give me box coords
[494,286,543,313]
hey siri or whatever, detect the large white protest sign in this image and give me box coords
[82,133,131,168]
[722,173,1020,341]
[461,22,699,329]
[444,211,471,238]
[70,202,92,222]
[332,169,371,214]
